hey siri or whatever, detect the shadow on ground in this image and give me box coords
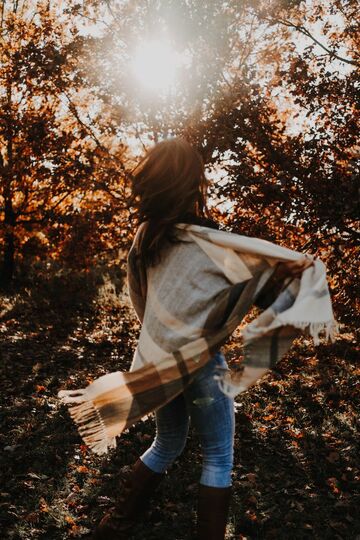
[0,278,359,539]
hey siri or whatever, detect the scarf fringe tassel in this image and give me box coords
[58,389,116,455]
[292,319,339,346]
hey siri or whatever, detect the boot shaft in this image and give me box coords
[92,458,165,540]
[197,483,232,540]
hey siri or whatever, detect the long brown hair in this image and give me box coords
[130,137,219,268]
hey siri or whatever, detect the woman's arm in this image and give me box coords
[126,231,148,324]
[255,257,314,310]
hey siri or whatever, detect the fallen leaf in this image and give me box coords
[39,497,49,513]
[76,465,89,474]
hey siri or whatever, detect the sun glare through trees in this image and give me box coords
[130,39,192,96]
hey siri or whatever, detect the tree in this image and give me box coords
[0,0,131,287]
[179,0,359,324]
[1,0,358,326]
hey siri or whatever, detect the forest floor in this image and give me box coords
[0,274,359,540]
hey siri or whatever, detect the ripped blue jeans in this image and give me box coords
[140,351,235,487]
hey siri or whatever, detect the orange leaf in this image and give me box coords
[326,477,341,494]
[39,497,49,513]
[69,524,81,537]
[287,429,304,439]
[245,510,257,521]
[76,465,89,474]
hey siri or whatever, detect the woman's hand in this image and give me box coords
[255,256,315,310]
[272,256,315,282]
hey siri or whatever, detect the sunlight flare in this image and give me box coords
[131,39,189,94]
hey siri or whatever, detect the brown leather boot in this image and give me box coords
[92,458,165,540]
[196,483,232,540]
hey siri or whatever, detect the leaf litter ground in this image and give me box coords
[0,282,359,540]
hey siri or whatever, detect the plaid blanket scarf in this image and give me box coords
[58,222,338,455]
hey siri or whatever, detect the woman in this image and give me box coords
[93,137,313,540]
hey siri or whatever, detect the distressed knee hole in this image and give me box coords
[193,396,214,407]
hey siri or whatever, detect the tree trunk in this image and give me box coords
[2,232,15,287]
[1,198,15,288]
[0,78,15,289]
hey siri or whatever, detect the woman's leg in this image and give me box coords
[93,396,189,540]
[140,392,190,473]
[183,350,235,539]
[183,350,235,487]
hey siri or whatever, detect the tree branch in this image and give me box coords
[267,17,359,67]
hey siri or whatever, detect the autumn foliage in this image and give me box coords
[0,1,133,284]
[0,0,358,328]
